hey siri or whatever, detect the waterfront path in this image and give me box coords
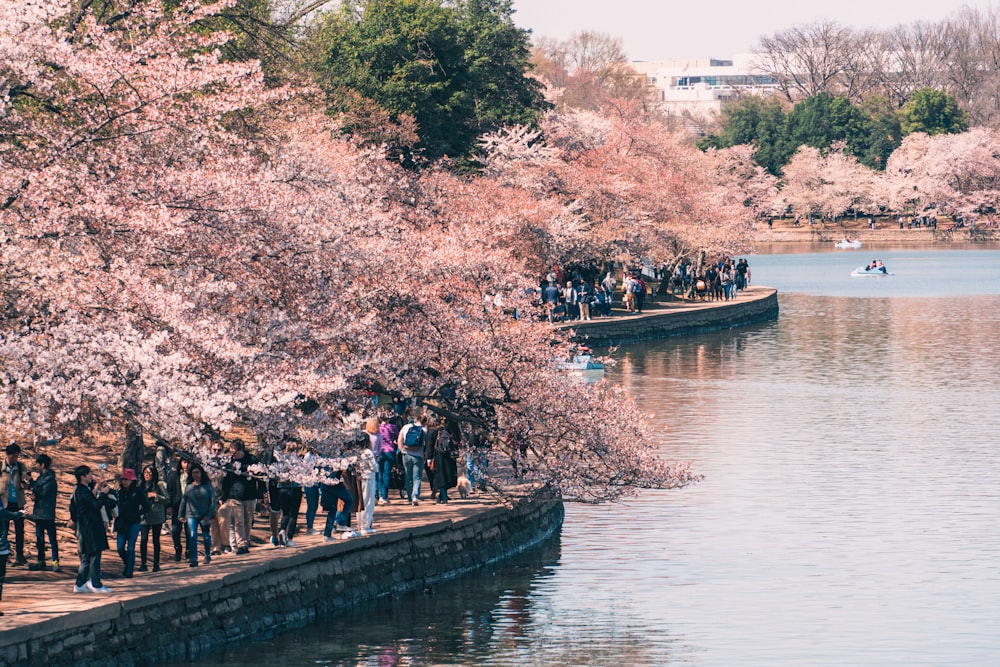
[0,493,502,631]
[556,284,778,344]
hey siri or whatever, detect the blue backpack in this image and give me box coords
[403,425,424,450]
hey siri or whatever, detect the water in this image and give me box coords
[190,248,1000,667]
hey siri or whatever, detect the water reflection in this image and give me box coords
[183,253,1000,666]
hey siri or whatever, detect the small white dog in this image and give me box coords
[456,474,472,499]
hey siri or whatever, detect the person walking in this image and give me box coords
[179,464,215,567]
[221,439,260,555]
[114,468,147,579]
[138,465,167,572]
[28,454,59,572]
[397,410,426,505]
[70,465,117,593]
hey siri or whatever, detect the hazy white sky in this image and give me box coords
[510,0,997,61]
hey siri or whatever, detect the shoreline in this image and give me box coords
[557,285,779,345]
[0,293,776,666]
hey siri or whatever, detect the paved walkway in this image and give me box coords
[0,493,500,630]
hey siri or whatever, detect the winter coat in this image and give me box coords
[140,480,168,526]
[70,483,117,554]
[428,428,459,492]
[221,453,261,502]
[114,484,149,532]
[30,469,57,521]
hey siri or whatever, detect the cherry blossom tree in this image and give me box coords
[0,0,699,501]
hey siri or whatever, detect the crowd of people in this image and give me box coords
[0,405,484,608]
[535,258,752,323]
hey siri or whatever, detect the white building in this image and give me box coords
[631,54,780,121]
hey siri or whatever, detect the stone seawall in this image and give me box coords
[0,495,564,667]
[565,287,779,346]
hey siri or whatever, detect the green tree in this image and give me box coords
[899,88,970,136]
[311,0,547,166]
[698,96,791,176]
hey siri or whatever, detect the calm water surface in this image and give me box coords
[191,248,1000,667]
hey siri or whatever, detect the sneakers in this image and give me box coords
[410,498,420,506]
[323,534,337,542]
[304,528,318,536]
[86,582,112,593]
[270,535,280,547]
[204,555,211,565]
[152,563,160,572]
[73,584,89,593]
[137,564,148,572]
[189,562,198,567]
[235,546,249,555]
[277,530,287,547]
[52,560,61,573]
[284,538,297,547]
[360,528,376,536]
[333,524,352,532]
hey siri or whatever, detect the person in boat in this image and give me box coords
[843,236,853,244]
[865,260,876,271]
[876,259,887,273]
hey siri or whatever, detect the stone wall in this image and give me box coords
[567,288,779,346]
[0,495,564,667]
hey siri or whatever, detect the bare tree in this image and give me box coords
[532,32,652,110]
[753,21,861,102]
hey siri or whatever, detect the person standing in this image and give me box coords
[0,503,26,614]
[221,439,260,555]
[70,465,117,593]
[28,454,59,572]
[138,465,167,572]
[206,441,233,555]
[0,444,28,566]
[114,468,147,578]
[179,463,215,567]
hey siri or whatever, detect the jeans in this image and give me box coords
[3,501,24,560]
[34,518,58,563]
[116,522,141,577]
[76,551,103,588]
[303,486,319,531]
[376,453,395,501]
[185,517,212,564]
[466,451,488,490]
[402,453,423,501]
[321,484,354,536]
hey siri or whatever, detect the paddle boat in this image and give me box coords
[851,263,892,276]
[554,345,606,371]
[835,238,863,249]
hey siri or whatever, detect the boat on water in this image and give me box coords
[554,353,605,371]
[836,239,863,248]
[851,266,892,276]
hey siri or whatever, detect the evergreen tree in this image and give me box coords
[899,88,970,136]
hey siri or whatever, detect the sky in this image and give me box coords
[510,0,998,61]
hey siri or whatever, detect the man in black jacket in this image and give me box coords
[28,454,59,572]
[70,465,117,593]
[165,457,191,562]
[221,439,260,555]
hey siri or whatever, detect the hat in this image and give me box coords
[120,468,138,481]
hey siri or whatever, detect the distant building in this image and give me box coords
[631,54,780,124]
